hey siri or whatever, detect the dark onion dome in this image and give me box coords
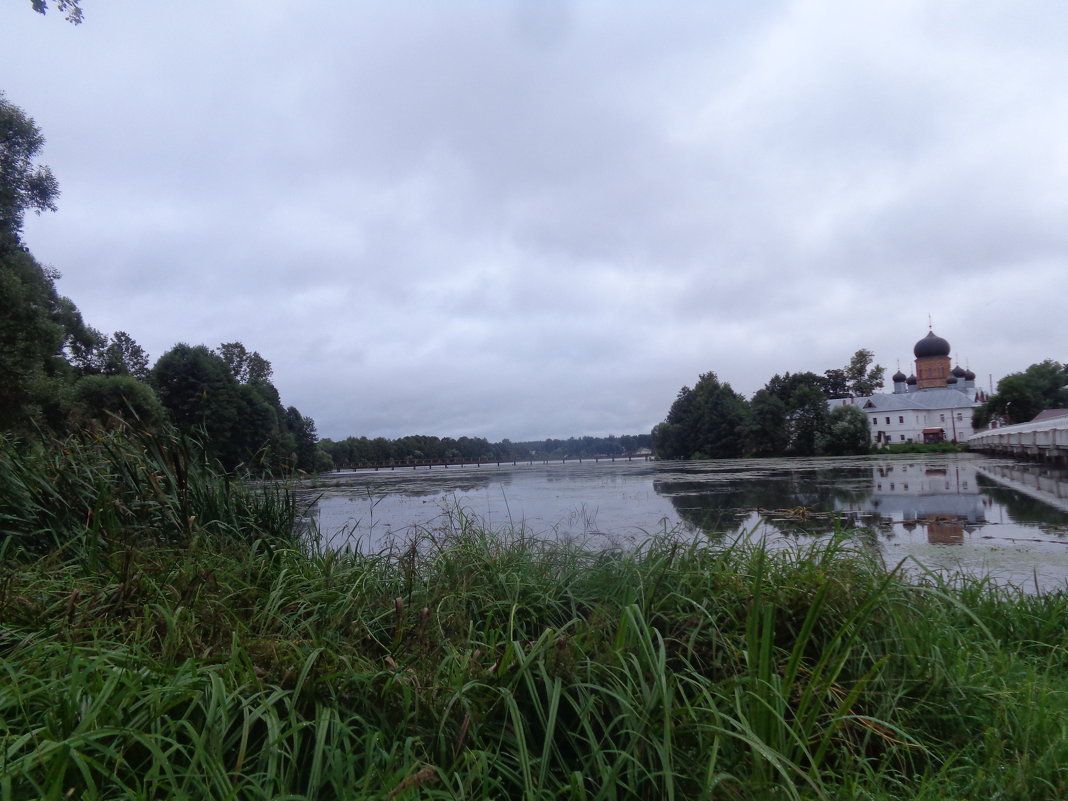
[946,375,958,384]
[952,365,966,378]
[914,330,951,358]
[893,369,907,383]
[964,368,976,381]
[906,374,917,385]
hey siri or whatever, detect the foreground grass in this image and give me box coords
[2,433,1068,800]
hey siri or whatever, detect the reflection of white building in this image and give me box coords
[829,330,987,445]
[855,460,986,543]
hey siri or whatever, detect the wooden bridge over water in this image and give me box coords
[967,414,1068,464]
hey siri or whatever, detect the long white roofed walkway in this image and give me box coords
[968,414,1068,464]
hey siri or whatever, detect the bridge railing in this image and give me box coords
[968,417,1068,463]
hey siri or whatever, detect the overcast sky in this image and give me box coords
[3,1,1067,441]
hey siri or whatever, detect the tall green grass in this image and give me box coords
[2,433,1068,799]
[0,430,299,559]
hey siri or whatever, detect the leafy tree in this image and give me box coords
[980,360,1068,424]
[788,384,829,456]
[745,389,789,456]
[765,371,828,404]
[315,447,334,472]
[820,404,871,455]
[216,341,273,384]
[820,350,886,398]
[151,344,252,469]
[70,374,165,430]
[100,331,150,379]
[0,248,100,431]
[285,406,318,472]
[1,92,60,251]
[0,250,65,429]
[821,368,850,399]
[29,0,83,24]
[0,96,105,433]
[845,348,885,397]
[652,385,696,460]
[56,298,104,374]
[653,373,749,460]
[152,342,316,473]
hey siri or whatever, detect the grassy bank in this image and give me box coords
[2,433,1067,800]
[873,441,968,455]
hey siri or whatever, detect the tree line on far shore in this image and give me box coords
[652,350,883,461]
[317,433,653,469]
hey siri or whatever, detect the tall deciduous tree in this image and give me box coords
[746,389,789,456]
[101,331,150,379]
[151,344,251,469]
[0,95,104,433]
[0,93,59,251]
[0,248,66,430]
[652,385,696,460]
[216,341,273,385]
[980,360,1068,424]
[820,404,871,455]
[761,372,831,455]
[152,342,319,473]
[652,373,749,460]
[285,406,318,472]
[0,245,101,431]
[788,384,830,456]
[845,349,886,397]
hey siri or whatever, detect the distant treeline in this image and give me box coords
[318,433,653,468]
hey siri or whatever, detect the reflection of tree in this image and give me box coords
[655,466,873,537]
[975,474,1068,527]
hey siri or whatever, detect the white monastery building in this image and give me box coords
[830,330,986,445]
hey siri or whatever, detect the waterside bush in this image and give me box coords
[2,436,1067,799]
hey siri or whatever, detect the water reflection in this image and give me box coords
[305,454,1068,591]
[654,457,1068,542]
[859,461,987,544]
[654,462,873,537]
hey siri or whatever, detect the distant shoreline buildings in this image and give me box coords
[831,329,985,445]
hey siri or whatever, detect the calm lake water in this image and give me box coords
[302,453,1068,592]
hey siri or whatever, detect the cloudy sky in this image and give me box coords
[3,1,1067,441]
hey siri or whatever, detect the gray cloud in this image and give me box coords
[4,0,1067,440]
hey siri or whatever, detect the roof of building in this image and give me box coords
[914,330,951,359]
[1031,408,1068,423]
[835,388,980,413]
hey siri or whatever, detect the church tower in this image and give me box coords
[913,330,952,389]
